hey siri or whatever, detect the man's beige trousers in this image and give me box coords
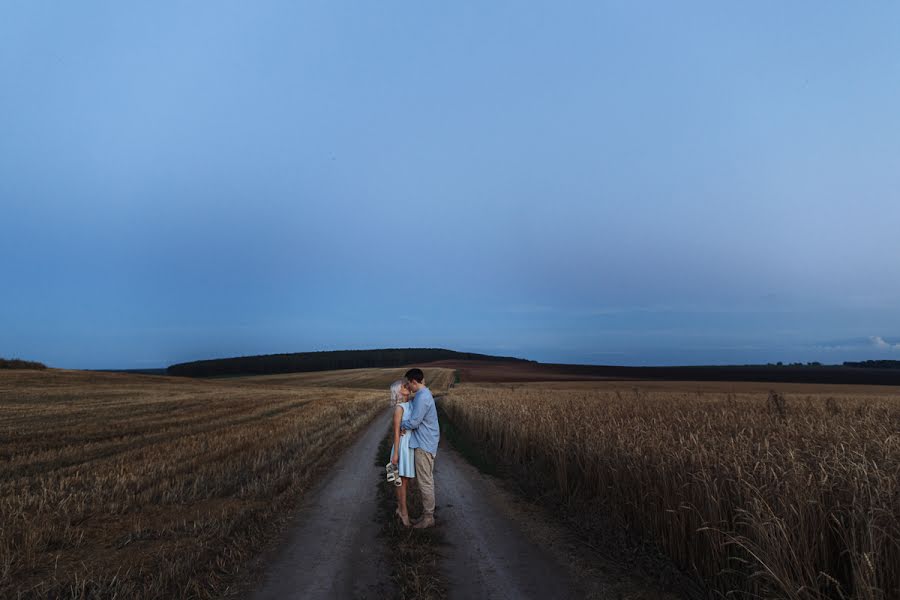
[414,448,436,517]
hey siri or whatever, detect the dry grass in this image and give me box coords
[0,369,386,599]
[228,366,456,392]
[442,384,900,599]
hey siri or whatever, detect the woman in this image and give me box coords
[389,379,415,526]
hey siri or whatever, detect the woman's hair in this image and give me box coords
[389,379,406,406]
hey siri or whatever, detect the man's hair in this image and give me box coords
[404,368,425,383]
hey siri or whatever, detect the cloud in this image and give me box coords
[869,336,900,350]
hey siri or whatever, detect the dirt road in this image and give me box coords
[251,409,393,600]
[435,438,586,599]
[252,406,682,600]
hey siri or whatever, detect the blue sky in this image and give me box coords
[2,2,899,369]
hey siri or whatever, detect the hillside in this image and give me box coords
[167,347,532,377]
[0,358,46,370]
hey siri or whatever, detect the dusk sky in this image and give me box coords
[3,2,900,369]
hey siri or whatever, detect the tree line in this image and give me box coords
[843,360,900,369]
[0,358,47,369]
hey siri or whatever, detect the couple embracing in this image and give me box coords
[388,368,439,528]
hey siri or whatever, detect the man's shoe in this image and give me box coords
[412,515,435,529]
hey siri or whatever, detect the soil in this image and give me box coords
[249,409,394,600]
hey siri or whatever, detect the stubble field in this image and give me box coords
[0,368,448,598]
[441,382,900,599]
[226,366,456,391]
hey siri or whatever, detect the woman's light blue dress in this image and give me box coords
[391,402,416,478]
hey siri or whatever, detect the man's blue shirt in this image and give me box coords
[400,386,440,456]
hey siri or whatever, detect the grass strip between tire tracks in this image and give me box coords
[374,427,447,600]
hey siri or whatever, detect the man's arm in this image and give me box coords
[400,393,431,431]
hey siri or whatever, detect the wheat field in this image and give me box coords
[442,384,900,599]
[0,369,389,599]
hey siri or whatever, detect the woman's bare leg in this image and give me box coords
[398,478,410,525]
[394,481,404,512]
[399,478,408,514]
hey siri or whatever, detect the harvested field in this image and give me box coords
[464,378,900,396]
[0,369,385,599]
[421,359,613,383]
[441,383,900,599]
[227,366,456,392]
[421,359,900,386]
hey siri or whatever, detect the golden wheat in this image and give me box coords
[442,385,900,599]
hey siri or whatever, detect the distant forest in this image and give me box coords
[843,360,900,369]
[0,358,47,370]
[167,348,532,377]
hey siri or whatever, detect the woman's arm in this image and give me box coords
[391,405,402,464]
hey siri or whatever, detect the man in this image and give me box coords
[399,367,440,528]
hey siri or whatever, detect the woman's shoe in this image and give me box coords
[385,463,397,484]
[395,507,410,527]
[386,463,402,486]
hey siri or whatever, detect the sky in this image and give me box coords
[2,1,899,369]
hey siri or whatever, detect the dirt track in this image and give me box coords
[251,409,590,600]
[250,402,682,600]
[251,409,393,600]
[435,438,586,599]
